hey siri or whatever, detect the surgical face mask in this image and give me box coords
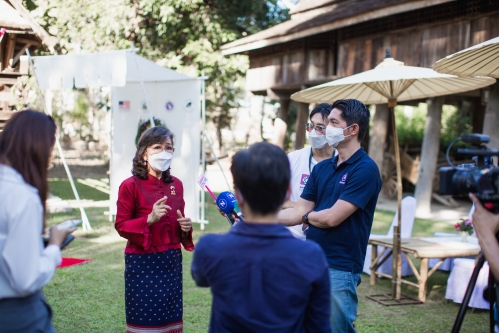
[326,124,353,147]
[147,151,173,172]
[308,130,327,149]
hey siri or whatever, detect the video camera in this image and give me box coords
[439,134,499,213]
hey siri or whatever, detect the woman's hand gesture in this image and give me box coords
[177,210,192,233]
[147,196,172,226]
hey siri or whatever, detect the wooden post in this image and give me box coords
[483,82,499,153]
[368,104,389,177]
[4,34,16,68]
[414,97,444,216]
[370,244,378,285]
[389,98,403,300]
[418,258,429,302]
[271,98,290,149]
[294,102,309,150]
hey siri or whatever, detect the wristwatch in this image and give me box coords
[302,210,313,225]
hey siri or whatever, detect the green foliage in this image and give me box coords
[135,117,166,146]
[441,102,472,145]
[395,103,472,148]
[394,104,427,146]
[26,0,289,144]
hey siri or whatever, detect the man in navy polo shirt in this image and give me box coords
[192,142,331,333]
[278,99,382,333]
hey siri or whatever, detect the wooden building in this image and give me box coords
[222,0,498,149]
[0,0,55,128]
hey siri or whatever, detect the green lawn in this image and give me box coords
[45,180,489,332]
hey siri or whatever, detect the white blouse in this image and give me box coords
[0,164,61,299]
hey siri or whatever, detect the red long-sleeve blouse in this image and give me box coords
[115,174,194,254]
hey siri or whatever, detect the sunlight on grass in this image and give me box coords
[43,181,489,333]
[49,179,109,201]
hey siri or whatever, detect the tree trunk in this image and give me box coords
[368,104,389,176]
[483,82,499,151]
[414,97,444,216]
[294,102,309,150]
[271,98,289,149]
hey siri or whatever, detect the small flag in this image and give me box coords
[197,173,208,189]
[118,100,130,110]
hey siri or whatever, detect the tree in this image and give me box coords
[25,0,289,148]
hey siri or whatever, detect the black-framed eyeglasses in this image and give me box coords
[305,123,326,135]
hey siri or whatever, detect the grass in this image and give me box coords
[44,180,490,332]
[49,178,110,201]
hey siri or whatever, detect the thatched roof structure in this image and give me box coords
[0,0,56,46]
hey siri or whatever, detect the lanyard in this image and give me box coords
[308,148,313,174]
[309,147,335,174]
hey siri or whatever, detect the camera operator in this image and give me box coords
[469,193,499,280]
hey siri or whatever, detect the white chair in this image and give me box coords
[363,196,417,276]
[445,258,490,310]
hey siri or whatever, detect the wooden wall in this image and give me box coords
[246,13,498,93]
[338,14,499,77]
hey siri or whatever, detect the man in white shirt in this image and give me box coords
[283,103,336,239]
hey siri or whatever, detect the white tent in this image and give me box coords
[32,50,202,223]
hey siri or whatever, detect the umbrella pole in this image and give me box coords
[389,101,403,300]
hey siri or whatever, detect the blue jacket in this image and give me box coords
[191,221,331,333]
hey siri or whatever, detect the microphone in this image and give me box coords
[216,191,245,226]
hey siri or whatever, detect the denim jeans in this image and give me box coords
[329,268,361,333]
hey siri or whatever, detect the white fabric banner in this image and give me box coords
[110,81,201,222]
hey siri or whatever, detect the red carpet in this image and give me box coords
[57,258,92,268]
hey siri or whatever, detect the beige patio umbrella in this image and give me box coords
[291,51,495,302]
[433,37,499,78]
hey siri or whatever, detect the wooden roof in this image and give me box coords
[0,0,56,46]
[289,0,338,16]
[222,0,455,55]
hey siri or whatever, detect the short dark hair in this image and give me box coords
[132,126,174,183]
[231,142,290,215]
[331,99,370,142]
[309,103,332,122]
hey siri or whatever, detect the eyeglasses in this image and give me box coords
[305,123,326,135]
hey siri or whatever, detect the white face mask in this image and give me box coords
[326,124,353,147]
[147,151,173,172]
[307,130,327,149]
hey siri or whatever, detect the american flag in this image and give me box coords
[118,100,130,110]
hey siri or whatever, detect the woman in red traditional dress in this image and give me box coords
[115,126,194,333]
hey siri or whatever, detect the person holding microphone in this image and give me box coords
[115,126,194,333]
[0,110,75,332]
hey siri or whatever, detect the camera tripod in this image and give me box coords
[451,252,497,333]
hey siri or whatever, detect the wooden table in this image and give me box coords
[368,236,481,302]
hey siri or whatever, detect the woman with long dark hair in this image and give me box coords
[0,110,75,332]
[115,126,194,333]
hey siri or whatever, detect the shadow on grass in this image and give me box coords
[44,189,489,333]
